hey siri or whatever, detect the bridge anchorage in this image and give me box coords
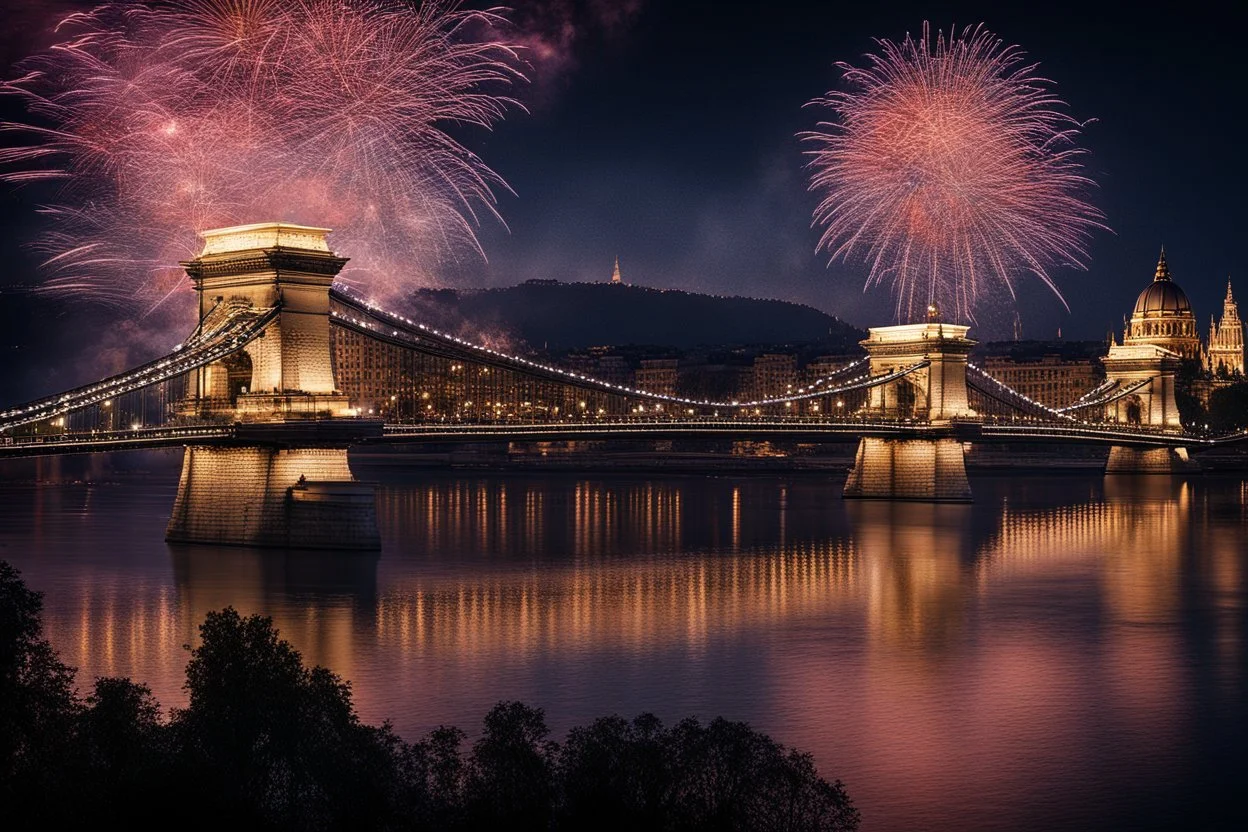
[168,223,380,550]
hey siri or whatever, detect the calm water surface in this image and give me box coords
[2,462,1246,831]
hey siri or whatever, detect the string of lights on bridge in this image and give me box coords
[331,289,930,412]
[0,302,277,431]
[1059,378,1153,412]
[7,288,1245,446]
[341,290,1176,430]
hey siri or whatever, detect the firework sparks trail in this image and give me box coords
[802,23,1106,323]
[0,0,523,312]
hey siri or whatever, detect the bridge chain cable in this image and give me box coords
[330,288,918,410]
[13,284,1246,454]
[965,363,1081,423]
[1055,378,1152,413]
[326,298,1248,444]
[1055,377,1119,411]
[0,302,277,432]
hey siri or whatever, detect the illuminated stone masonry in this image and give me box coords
[1122,248,1203,361]
[1100,343,1183,430]
[1097,248,1210,473]
[166,446,378,549]
[1206,280,1245,377]
[182,222,352,419]
[858,321,977,421]
[1105,446,1196,475]
[843,437,972,502]
[844,322,976,502]
[170,223,379,549]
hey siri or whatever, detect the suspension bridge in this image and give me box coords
[2,223,1243,548]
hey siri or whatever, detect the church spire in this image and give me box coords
[1154,246,1171,281]
[611,256,622,284]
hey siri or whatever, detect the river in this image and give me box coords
[1,461,1245,830]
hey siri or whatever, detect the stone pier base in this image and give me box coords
[166,446,379,549]
[843,437,972,502]
[1105,445,1197,475]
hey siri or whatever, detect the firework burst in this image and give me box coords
[802,23,1105,323]
[0,0,523,312]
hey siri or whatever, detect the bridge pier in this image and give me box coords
[843,437,972,502]
[844,321,978,502]
[1105,446,1197,475]
[166,445,379,550]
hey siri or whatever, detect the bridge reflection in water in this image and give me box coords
[10,473,1245,830]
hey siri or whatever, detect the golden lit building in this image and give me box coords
[634,358,679,396]
[981,355,1100,408]
[1206,280,1244,377]
[1122,248,1202,360]
[804,355,856,386]
[751,353,797,400]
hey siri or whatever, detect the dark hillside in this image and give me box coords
[407,281,864,350]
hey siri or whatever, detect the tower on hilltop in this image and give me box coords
[611,256,623,284]
[1207,279,1245,377]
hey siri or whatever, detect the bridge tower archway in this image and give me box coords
[1100,343,1183,431]
[224,350,253,405]
[1100,343,1195,473]
[844,322,979,502]
[183,222,353,420]
[1124,396,1143,426]
[167,223,377,549]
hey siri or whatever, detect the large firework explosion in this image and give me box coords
[0,0,522,313]
[803,23,1105,323]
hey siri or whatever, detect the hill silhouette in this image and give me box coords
[408,281,864,350]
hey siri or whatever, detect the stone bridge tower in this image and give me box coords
[844,321,978,502]
[168,223,378,550]
[183,222,352,419]
[1101,341,1194,473]
[1100,343,1183,431]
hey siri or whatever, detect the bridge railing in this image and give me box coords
[0,424,234,450]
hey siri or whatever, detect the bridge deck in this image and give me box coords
[4,418,1240,459]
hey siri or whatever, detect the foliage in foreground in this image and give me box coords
[0,561,859,831]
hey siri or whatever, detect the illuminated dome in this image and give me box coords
[1132,249,1192,316]
[1122,248,1202,360]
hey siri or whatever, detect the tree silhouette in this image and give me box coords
[0,561,80,820]
[465,701,557,830]
[172,606,407,829]
[0,562,860,831]
[558,713,675,829]
[1208,382,1248,433]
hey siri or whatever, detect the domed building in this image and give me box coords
[1122,248,1203,360]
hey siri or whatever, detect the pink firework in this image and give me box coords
[0,0,522,312]
[803,23,1106,323]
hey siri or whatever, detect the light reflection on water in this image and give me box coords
[1,470,1245,831]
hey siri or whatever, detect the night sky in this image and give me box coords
[1,0,1244,400]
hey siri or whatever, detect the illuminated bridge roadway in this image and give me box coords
[4,417,1244,459]
[3,220,1245,548]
